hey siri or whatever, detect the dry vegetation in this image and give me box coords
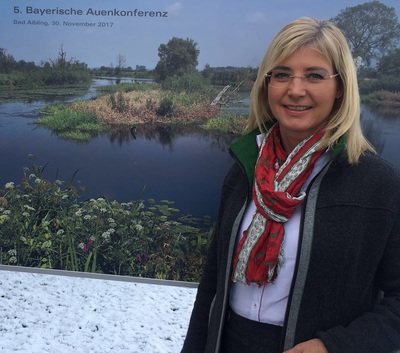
[72,90,219,125]
[374,90,400,105]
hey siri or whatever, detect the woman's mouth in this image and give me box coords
[284,105,311,111]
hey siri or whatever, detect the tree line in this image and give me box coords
[1,1,400,91]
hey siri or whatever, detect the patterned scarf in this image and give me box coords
[232,123,326,286]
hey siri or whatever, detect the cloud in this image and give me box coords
[167,2,183,16]
[246,11,266,24]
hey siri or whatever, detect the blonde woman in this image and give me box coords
[181,17,400,353]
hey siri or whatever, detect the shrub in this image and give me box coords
[156,95,175,117]
[359,75,400,95]
[0,158,212,282]
[109,91,126,112]
[162,72,216,98]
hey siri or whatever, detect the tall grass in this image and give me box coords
[201,115,248,134]
[37,103,108,141]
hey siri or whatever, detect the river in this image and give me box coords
[0,79,235,219]
[1,80,400,219]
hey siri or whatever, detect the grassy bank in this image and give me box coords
[361,90,400,107]
[0,68,91,88]
[37,103,108,141]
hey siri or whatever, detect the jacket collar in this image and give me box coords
[229,127,347,186]
[229,128,260,186]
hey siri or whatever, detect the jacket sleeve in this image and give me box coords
[180,227,218,353]
[317,204,400,353]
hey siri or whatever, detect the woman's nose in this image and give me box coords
[287,77,306,96]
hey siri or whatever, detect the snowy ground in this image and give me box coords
[0,266,197,353]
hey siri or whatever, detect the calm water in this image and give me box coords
[1,81,400,219]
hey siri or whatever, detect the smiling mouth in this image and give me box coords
[285,105,311,111]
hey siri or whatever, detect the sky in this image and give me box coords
[1,0,400,70]
[0,266,197,353]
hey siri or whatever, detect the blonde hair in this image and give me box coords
[248,17,374,163]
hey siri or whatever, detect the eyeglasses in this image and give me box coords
[266,70,339,88]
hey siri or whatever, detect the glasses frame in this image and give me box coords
[265,71,339,88]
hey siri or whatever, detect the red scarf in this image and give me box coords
[232,124,325,286]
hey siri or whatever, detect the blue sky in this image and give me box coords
[1,0,400,69]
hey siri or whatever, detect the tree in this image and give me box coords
[49,44,88,70]
[0,47,16,71]
[154,37,199,81]
[377,49,400,76]
[115,54,126,75]
[331,1,400,66]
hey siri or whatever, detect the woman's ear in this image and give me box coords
[335,79,344,99]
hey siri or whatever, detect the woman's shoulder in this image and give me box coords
[330,151,400,196]
[358,152,400,181]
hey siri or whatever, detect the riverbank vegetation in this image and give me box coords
[36,73,248,141]
[361,90,400,107]
[0,46,91,89]
[0,158,212,282]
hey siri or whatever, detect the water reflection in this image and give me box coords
[107,124,235,151]
[0,103,235,218]
[361,105,400,167]
[2,80,400,219]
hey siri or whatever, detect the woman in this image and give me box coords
[181,17,400,353]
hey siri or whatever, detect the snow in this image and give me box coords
[0,267,197,353]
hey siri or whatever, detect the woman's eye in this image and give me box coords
[273,72,291,80]
[306,73,325,81]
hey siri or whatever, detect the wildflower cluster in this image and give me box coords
[0,159,212,282]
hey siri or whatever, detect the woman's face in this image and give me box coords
[267,46,342,153]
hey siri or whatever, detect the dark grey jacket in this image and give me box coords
[181,129,400,353]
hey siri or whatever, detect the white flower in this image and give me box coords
[107,218,115,223]
[8,249,17,256]
[24,205,35,211]
[135,224,144,232]
[84,215,92,220]
[34,178,41,184]
[78,243,84,249]
[101,231,111,242]
[22,212,30,217]
[61,195,68,199]
[57,229,65,235]
[5,182,14,189]
[8,256,17,264]
[42,241,51,248]
[75,210,83,217]
[3,210,11,215]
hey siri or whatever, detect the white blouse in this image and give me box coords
[229,135,330,325]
